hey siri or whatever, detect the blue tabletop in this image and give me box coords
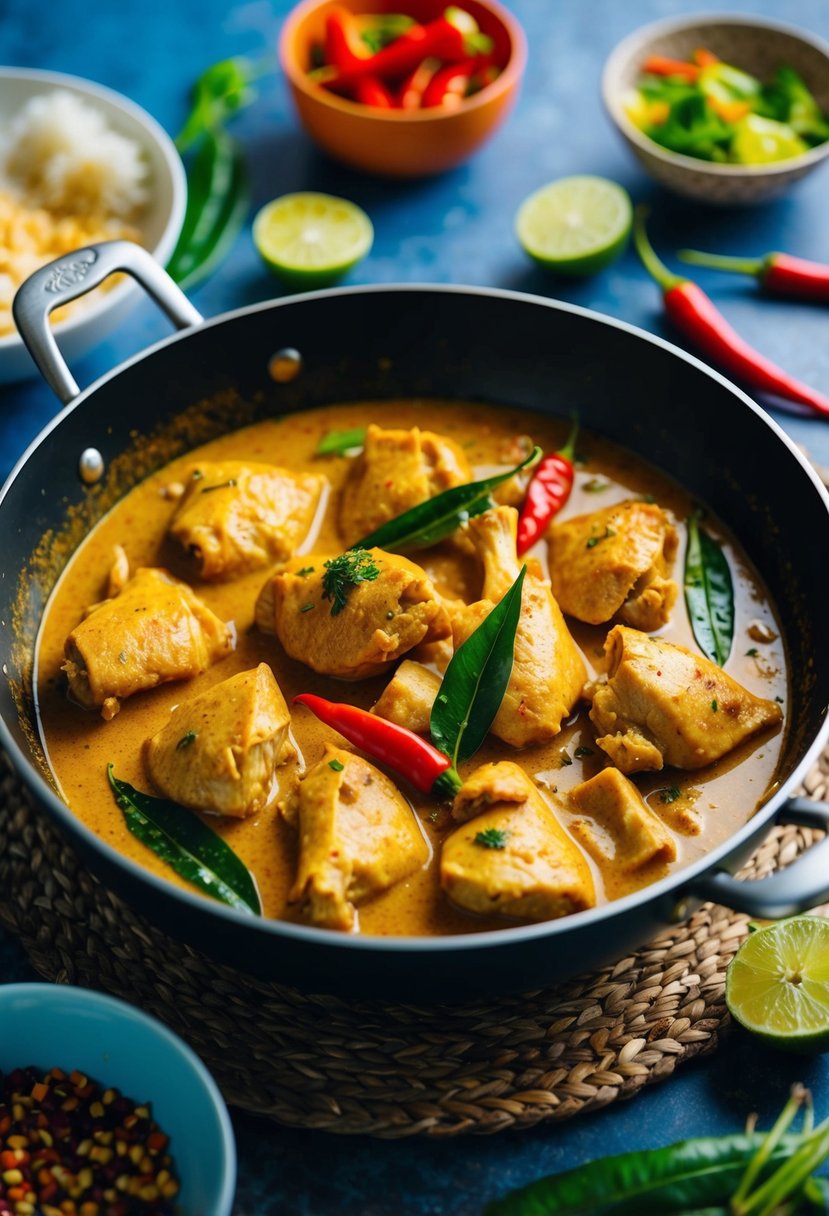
[3,0,829,1212]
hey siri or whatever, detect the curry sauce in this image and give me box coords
[34,400,787,936]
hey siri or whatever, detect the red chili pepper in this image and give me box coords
[398,57,442,110]
[421,58,476,108]
[353,75,396,108]
[679,247,829,304]
[634,210,829,418]
[642,54,700,81]
[294,693,462,797]
[324,7,369,73]
[320,7,492,89]
[516,421,577,555]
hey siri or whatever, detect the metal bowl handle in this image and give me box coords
[687,797,829,918]
[12,239,203,407]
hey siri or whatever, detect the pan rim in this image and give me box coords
[3,282,828,956]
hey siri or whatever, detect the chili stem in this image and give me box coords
[633,207,684,292]
[678,249,765,278]
[559,416,579,463]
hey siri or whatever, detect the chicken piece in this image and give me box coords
[255,548,450,680]
[547,500,679,630]
[144,664,295,818]
[452,506,587,746]
[289,746,429,931]
[339,424,471,545]
[589,625,784,774]
[63,567,234,721]
[168,460,326,580]
[568,767,676,872]
[371,660,441,736]
[441,761,595,922]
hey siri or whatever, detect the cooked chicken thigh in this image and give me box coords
[547,500,678,630]
[339,424,471,545]
[144,664,294,818]
[371,660,442,736]
[589,626,783,773]
[568,767,676,872]
[169,460,325,580]
[441,762,595,921]
[63,567,234,720]
[289,746,429,931]
[255,548,450,680]
[452,506,587,746]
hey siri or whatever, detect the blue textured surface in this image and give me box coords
[2,1,829,1213]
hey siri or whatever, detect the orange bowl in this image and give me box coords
[279,0,527,177]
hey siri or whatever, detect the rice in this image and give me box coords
[0,90,149,338]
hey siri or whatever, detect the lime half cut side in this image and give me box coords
[726,916,829,1053]
[516,176,633,276]
[253,192,373,289]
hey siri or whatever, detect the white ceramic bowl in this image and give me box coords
[0,983,236,1215]
[0,67,186,383]
[602,13,829,205]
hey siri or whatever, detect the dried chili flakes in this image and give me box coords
[0,1064,180,1216]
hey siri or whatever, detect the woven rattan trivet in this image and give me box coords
[0,752,826,1138]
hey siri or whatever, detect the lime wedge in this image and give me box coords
[731,115,809,165]
[515,176,633,276]
[253,192,373,288]
[726,916,829,1053]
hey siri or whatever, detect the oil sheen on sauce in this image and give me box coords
[35,401,788,936]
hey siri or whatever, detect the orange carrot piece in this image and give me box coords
[708,96,751,123]
[642,55,700,81]
[693,47,720,67]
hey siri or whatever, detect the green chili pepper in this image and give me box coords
[684,510,734,667]
[166,57,261,291]
[354,447,541,552]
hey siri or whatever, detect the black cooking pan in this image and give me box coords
[2,240,829,1002]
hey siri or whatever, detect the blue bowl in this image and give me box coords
[0,983,236,1215]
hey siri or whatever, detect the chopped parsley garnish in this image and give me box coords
[574,746,594,758]
[296,566,315,578]
[583,478,609,493]
[745,647,759,658]
[776,695,784,703]
[559,751,573,767]
[322,549,381,616]
[328,758,345,772]
[659,785,682,804]
[300,603,315,613]
[474,827,510,849]
[586,526,616,550]
[191,468,203,480]
[176,730,198,750]
[201,478,237,494]
[711,699,719,712]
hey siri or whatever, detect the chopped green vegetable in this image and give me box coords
[200,478,237,494]
[328,758,345,772]
[474,828,509,850]
[176,730,198,750]
[559,751,573,767]
[711,698,719,712]
[107,767,260,915]
[300,603,315,613]
[583,478,609,493]
[746,647,759,657]
[659,786,681,804]
[586,525,616,550]
[322,549,381,616]
[296,566,315,577]
[358,13,415,53]
[574,746,594,758]
[316,427,367,456]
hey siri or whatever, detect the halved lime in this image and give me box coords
[725,916,829,1053]
[731,115,809,165]
[253,193,373,288]
[515,176,633,276]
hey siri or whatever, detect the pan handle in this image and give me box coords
[686,796,829,918]
[12,239,203,406]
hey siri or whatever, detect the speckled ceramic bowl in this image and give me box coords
[602,14,829,204]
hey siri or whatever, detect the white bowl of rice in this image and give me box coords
[0,67,187,384]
